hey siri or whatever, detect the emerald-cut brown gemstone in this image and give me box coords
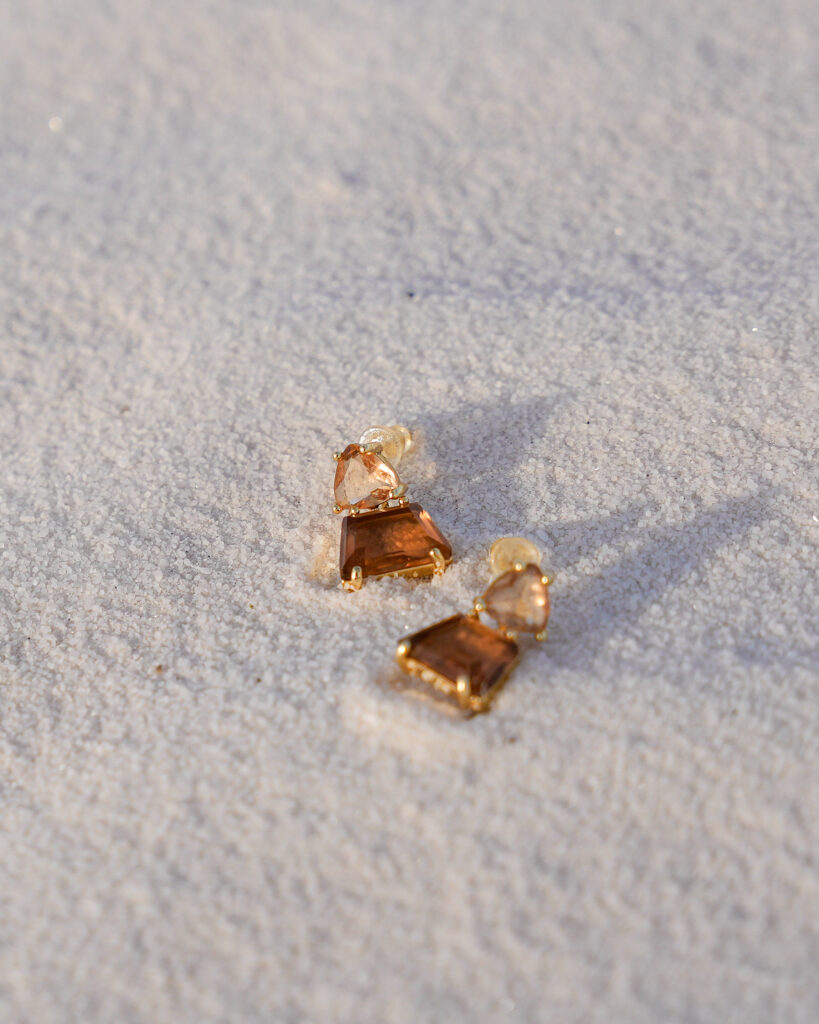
[398,614,519,706]
[339,503,451,582]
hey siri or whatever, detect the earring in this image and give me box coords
[395,537,552,712]
[333,425,453,592]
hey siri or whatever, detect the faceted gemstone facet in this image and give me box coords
[399,614,519,703]
[339,502,452,581]
[484,563,550,633]
[334,443,400,511]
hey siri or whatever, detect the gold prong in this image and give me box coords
[513,561,525,572]
[456,674,470,697]
[343,566,363,592]
[332,503,343,514]
[333,451,343,461]
[541,573,554,586]
[398,496,409,506]
[473,597,487,615]
[501,627,519,641]
[430,547,446,576]
[536,629,548,642]
[396,640,411,659]
[349,506,360,517]
[390,482,408,499]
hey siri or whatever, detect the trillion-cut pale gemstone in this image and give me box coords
[484,563,550,633]
[334,444,400,511]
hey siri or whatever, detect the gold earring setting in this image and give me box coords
[395,537,552,712]
[333,425,453,591]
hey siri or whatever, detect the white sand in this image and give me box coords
[1,1,817,1021]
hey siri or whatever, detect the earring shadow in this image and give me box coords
[413,392,570,550]
[548,487,780,671]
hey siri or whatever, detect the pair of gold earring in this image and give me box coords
[332,425,553,713]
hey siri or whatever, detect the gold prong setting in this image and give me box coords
[342,565,364,592]
[430,547,446,577]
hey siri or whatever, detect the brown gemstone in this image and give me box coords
[334,443,399,511]
[399,614,519,702]
[483,563,550,633]
[339,502,452,581]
